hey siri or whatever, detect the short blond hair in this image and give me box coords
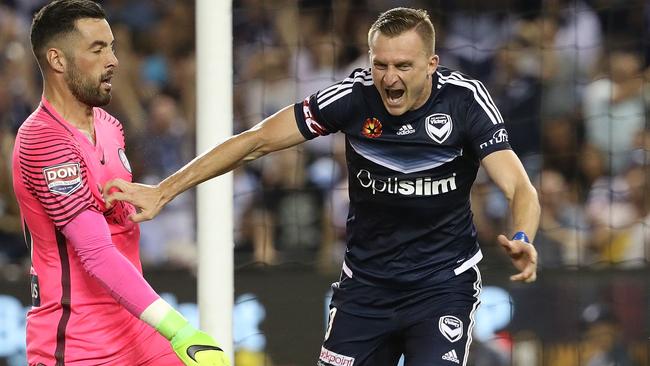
[368,7,435,55]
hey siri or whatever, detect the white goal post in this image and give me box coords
[196,0,233,359]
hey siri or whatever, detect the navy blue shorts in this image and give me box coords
[317,266,482,366]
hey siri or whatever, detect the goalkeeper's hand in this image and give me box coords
[144,300,231,366]
[170,324,231,366]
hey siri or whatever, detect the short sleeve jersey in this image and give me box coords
[12,97,150,365]
[294,66,511,289]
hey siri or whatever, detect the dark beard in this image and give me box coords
[64,63,111,107]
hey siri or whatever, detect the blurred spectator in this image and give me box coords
[104,0,159,32]
[251,148,333,265]
[0,3,38,125]
[491,36,542,168]
[546,0,602,81]
[106,23,147,132]
[137,94,191,179]
[535,169,591,267]
[580,303,638,366]
[529,14,584,119]
[134,94,195,267]
[583,47,647,175]
[440,2,512,80]
[237,47,297,129]
[541,115,585,194]
[576,143,609,203]
[0,6,31,263]
[586,164,650,268]
[0,118,24,264]
[608,166,650,267]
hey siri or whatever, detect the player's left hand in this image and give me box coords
[171,328,231,366]
[497,234,537,283]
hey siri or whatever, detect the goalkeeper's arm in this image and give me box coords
[62,209,230,365]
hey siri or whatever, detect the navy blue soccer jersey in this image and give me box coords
[294,66,511,289]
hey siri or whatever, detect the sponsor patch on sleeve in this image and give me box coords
[479,128,509,150]
[42,162,83,196]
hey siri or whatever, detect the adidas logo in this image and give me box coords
[442,349,460,364]
[396,124,415,135]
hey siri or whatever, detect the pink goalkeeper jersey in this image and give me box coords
[12,97,156,365]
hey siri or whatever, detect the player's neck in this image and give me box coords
[412,77,433,111]
[43,80,95,142]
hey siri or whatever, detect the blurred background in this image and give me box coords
[1,0,650,365]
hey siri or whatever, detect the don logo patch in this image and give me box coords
[439,315,463,343]
[43,162,82,196]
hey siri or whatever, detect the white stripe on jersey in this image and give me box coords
[317,70,373,109]
[320,88,356,109]
[342,261,353,278]
[437,72,503,125]
[447,72,504,124]
[438,71,503,124]
[453,249,483,275]
[462,266,482,366]
[318,76,373,107]
[318,69,372,101]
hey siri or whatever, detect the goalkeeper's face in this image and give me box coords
[62,18,119,107]
[369,28,438,116]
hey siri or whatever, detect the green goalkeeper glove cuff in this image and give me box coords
[156,309,231,366]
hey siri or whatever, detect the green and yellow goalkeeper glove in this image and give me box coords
[156,308,231,366]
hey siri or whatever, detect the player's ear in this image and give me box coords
[427,54,439,78]
[46,47,67,74]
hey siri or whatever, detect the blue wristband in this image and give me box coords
[512,231,530,243]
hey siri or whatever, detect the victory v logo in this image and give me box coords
[425,113,453,144]
[439,315,463,343]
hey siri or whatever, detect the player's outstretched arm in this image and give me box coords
[481,150,540,283]
[104,105,306,222]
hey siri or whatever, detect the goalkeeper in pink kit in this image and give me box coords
[11,1,229,365]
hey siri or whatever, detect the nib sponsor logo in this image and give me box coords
[319,347,355,366]
[442,349,460,364]
[479,128,508,150]
[397,124,415,136]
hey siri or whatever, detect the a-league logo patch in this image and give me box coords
[361,117,383,138]
[425,113,453,144]
[439,315,463,343]
[43,162,82,196]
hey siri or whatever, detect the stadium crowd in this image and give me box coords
[1,0,650,274]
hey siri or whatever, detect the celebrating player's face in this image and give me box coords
[369,29,438,116]
[64,18,118,107]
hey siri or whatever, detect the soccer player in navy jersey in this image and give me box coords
[105,7,539,366]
